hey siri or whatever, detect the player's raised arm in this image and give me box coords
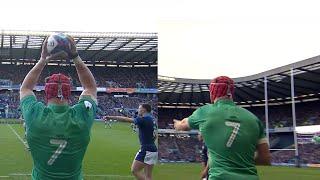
[67,36,97,101]
[173,118,191,131]
[20,38,66,100]
[105,116,133,123]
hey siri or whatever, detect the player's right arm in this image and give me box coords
[105,116,133,123]
[20,37,62,100]
[173,118,191,131]
[68,36,97,102]
[20,38,63,124]
[174,106,206,131]
[20,59,46,99]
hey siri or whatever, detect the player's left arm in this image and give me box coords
[20,37,68,100]
[255,119,271,165]
[68,35,97,102]
[105,116,133,123]
[255,143,271,165]
[173,118,191,131]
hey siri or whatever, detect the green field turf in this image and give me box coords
[1,121,320,180]
[0,121,140,179]
[155,164,320,180]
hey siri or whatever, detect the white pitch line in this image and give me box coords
[0,176,10,178]
[7,124,28,148]
[9,173,31,176]
[10,173,133,178]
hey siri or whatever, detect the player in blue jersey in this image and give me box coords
[198,134,209,180]
[105,104,157,180]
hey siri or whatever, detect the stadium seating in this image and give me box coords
[159,100,320,129]
[158,101,320,164]
[0,90,157,119]
[159,133,320,164]
[0,64,157,88]
[158,134,202,163]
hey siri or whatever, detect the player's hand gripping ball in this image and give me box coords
[47,33,78,59]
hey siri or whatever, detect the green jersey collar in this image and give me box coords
[215,99,235,105]
[47,103,69,113]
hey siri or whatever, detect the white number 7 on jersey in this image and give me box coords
[47,139,67,165]
[225,121,240,147]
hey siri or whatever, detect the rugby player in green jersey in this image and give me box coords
[20,36,97,180]
[312,134,320,144]
[174,76,271,180]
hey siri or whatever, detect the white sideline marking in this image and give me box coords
[7,124,28,148]
[9,173,31,176]
[10,173,133,178]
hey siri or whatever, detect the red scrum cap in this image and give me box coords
[209,76,234,103]
[44,73,71,102]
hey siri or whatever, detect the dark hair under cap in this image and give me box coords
[141,104,152,113]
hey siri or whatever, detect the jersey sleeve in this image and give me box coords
[20,95,45,126]
[133,116,144,125]
[257,119,268,145]
[187,106,206,130]
[73,95,97,128]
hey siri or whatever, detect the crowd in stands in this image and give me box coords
[0,64,157,88]
[158,134,202,162]
[249,101,320,127]
[97,93,158,118]
[0,90,158,119]
[158,108,194,129]
[0,91,19,118]
[158,100,320,129]
[271,143,320,165]
[269,132,294,149]
[158,132,320,164]
[299,143,320,164]
[158,101,320,164]
[271,148,296,164]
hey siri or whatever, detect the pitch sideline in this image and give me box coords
[9,173,134,179]
[7,124,28,148]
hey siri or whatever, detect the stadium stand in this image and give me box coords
[158,100,320,129]
[0,30,158,179]
[0,90,158,119]
[158,133,202,163]
[0,65,157,88]
[158,55,320,166]
[0,31,158,121]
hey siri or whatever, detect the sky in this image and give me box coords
[1,0,320,79]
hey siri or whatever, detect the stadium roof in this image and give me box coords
[0,30,157,66]
[159,55,320,107]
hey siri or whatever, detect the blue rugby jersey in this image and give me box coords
[133,113,157,151]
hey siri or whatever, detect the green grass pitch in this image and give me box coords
[0,121,320,179]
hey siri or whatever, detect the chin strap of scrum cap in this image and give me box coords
[57,74,63,100]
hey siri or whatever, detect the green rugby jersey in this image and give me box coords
[188,99,267,180]
[313,136,320,144]
[20,95,96,180]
